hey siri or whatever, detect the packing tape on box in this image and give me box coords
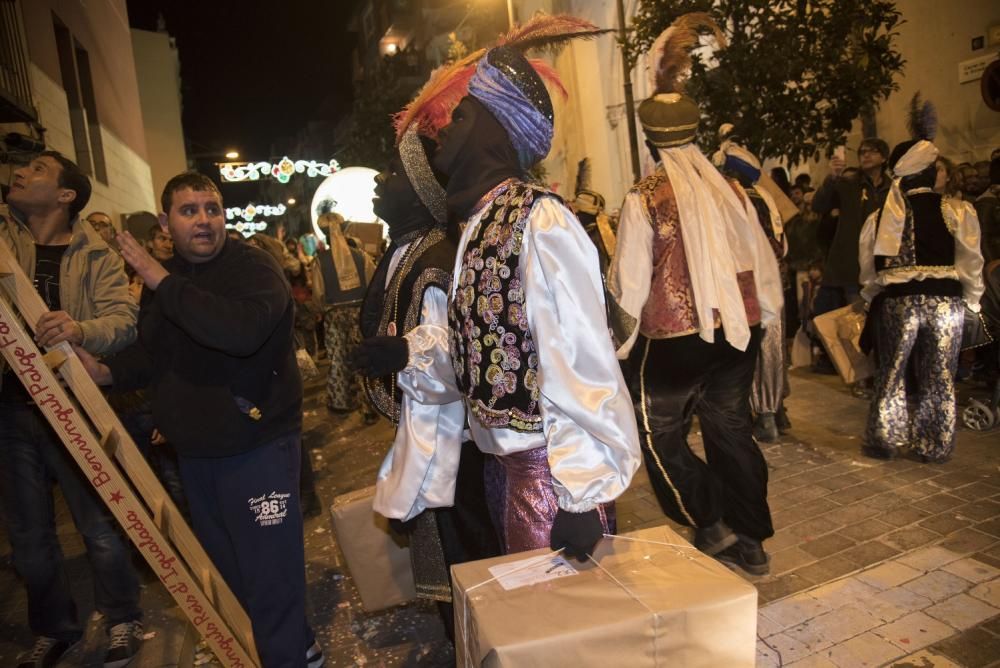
[458,534,707,668]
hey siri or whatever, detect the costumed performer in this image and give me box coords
[607,14,784,576]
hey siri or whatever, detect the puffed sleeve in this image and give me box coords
[858,211,880,304]
[397,287,462,403]
[374,285,465,520]
[521,197,642,513]
[951,201,985,311]
[607,191,653,359]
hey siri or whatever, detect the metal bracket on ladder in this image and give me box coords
[0,240,260,667]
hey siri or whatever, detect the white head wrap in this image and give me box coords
[873,140,939,257]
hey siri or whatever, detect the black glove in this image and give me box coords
[550,508,604,561]
[350,336,409,377]
[388,516,419,535]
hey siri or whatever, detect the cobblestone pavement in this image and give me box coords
[1,366,998,667]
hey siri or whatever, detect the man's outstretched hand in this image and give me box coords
[117,231,169,290]
[550,508,604,561]
[350,336,408,377]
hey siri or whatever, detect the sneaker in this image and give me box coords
[752,413,780,443]
[104,621,143,668]
[693,519,737,556]
[714,535,770,576]
[17,637,76,668]
[306,640,325,668]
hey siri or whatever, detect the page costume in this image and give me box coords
[607,15,783,570]
[859,96,984,462]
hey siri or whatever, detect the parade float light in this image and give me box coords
[309,166,388,243]
[219,156,341,184]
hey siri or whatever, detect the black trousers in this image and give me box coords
[626,327,774,541]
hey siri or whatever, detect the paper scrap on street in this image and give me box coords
[487,554,579,591]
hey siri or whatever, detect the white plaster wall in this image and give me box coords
[29,64,156,224]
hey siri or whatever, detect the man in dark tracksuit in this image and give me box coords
[78,172,322,667]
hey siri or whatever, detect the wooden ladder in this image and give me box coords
[0,239,260,667]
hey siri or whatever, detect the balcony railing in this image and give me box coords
[0,0,36,123]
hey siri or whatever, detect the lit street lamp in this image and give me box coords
[225,150,240,160]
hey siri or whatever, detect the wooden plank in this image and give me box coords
[42,348,69,371]
[0,296,256,668]
[0,239,260,665]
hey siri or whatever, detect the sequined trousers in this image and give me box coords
[865,294,963,460]
[483,446,616,555]
[751,308,787,415]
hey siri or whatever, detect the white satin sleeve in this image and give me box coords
[607,191,653,359]
[521,197,642,513]
[373,286,465,521]
[859,211,880,303]
[951,201,985,311]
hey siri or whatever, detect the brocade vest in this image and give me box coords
[634,171,761,339]
[449,179,559,433]
[874,191,957,274]
[360,227,455,424]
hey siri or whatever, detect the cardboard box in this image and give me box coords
[813,303,875,385]
[330,485,415,612]
[452,525,758,667]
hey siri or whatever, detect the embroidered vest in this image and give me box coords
[449,180,557,433]
[874,191,957,274]
[360,227,455,424]
[634,170,761,339]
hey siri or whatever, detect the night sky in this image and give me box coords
[127,0,361,160]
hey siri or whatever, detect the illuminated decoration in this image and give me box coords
[225,203,286,222]
[310,166,387,242]
[225,221,269,238]
[219,156,341,184]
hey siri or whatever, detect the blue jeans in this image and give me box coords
[0,402,141,641]
[178,432,309,668]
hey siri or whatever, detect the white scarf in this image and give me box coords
[874,140,939,257]
[658,143,757,351]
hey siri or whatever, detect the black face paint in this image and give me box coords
[373,153,433,243]
[433,96,522,220]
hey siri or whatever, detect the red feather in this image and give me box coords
[393,49,484,143]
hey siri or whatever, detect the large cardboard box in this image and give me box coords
[452,525,758,667]
[813,303,875,385]
[330,485,416,612]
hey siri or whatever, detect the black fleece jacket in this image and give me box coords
[107,238,302,458]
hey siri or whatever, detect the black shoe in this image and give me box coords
[715,535,770,576]
[104,621,143,668]
[861,443,897,460]
[17,637,77,668]
[775,406,791,432]
[693,520,737,556]
[753,414,780,443]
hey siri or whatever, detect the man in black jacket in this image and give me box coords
[811,138,890,315]
[77,172,322,668]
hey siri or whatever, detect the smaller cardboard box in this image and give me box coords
[814,303,874,385]
[452,525,758,667]
[330,485,415,612]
